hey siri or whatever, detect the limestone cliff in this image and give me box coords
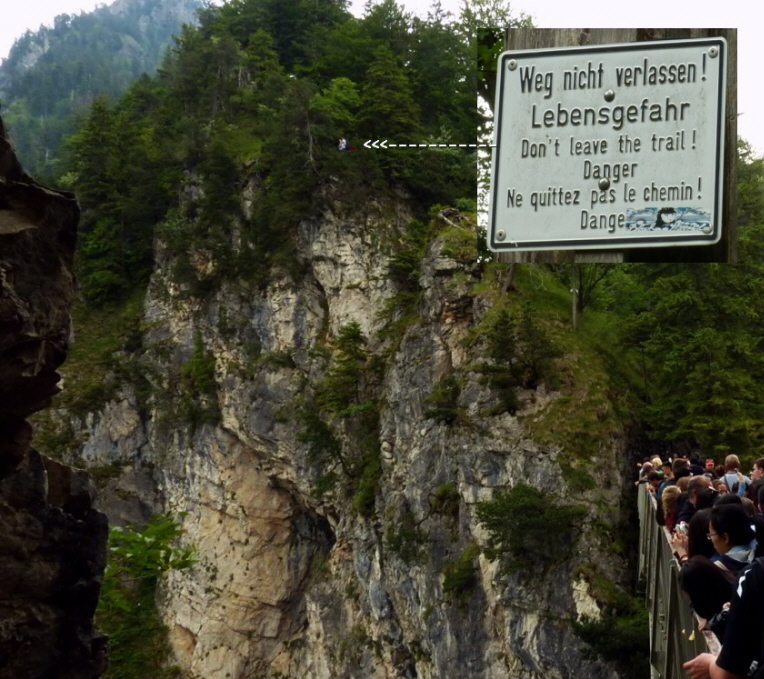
[0,117,107,679]
[50,191,633,678]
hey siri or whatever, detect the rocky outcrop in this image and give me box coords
[0,117,107,679]
[62,192,632,678]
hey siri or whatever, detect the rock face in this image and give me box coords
[61,198,630,678]
[0,117,107,679]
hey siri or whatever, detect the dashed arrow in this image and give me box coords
[364,139,495,149]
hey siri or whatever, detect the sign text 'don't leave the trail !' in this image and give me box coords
[487,38,727,252]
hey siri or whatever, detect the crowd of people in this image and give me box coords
[639,453,764,679]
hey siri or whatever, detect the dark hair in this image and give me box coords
[710,504,756,547]
[675,468,693,482]
[687,509,715,560]
[755,457,764,472]
[751,478,764,507]
[696,487,718,510]
[678,556,734,619]
[647,471,664,482]
[714,493,743,507]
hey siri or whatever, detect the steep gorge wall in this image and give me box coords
[60,198,631,678]
[0,118,107,679]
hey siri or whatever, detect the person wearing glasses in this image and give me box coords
[707,503,757,574]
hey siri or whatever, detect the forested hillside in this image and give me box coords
[56,0,478,306]
[593,140,764,457]
[0,0,202,178]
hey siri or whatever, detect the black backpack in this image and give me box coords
[707,557,762,646]
[748,557,764,678]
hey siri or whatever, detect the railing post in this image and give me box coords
[639,485,650,585]
[663,559,677,679]
[651,529,666,674]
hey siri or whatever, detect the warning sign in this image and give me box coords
[487,38,727,251]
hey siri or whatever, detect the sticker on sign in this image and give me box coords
[487,38,727,252]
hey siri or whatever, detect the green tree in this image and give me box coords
[317,321,371,414]
[312,15,378,86]
[312,77,362,136]
[64,98,129,303]
[477,483,587,573]
[514,301,559,388]
[361,0,412,57]
[62,88,177,304]
[480,307,520,414]
[359,46,420,141]
[423,375,463,424]
[620,264,764,456]
[409,9,475,142]
[65,97,120,207]
[245,28,282,90]
[98,514,195,679]
[302,322,383,515]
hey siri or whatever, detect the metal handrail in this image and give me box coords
[637,484,720,678]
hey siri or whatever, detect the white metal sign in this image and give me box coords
[487,38,727,251]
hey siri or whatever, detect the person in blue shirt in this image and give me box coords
[722,454,751,498]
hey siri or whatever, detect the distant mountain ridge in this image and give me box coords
[0,0,203,178]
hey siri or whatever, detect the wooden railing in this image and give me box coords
[637,484,720,678]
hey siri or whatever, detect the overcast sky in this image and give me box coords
[0,0,760,153]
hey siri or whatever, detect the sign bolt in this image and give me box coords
[702,224,713,233]
[598,178,611,190]
[708,46,718,58]
[604,89,615,102]
[496,230,506,241]
[507,59,517,71]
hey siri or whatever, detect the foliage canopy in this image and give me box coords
[476,483,587,573]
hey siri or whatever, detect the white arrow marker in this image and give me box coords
[364,139,494,149]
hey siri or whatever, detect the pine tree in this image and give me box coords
[359,46,420,141]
